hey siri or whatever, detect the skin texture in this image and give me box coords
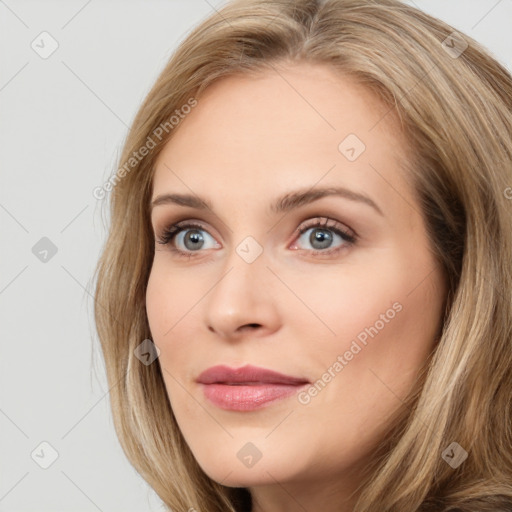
[146,62,447,512]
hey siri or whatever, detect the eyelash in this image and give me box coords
[155,217,357,259]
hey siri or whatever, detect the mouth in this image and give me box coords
[196,364,310,411]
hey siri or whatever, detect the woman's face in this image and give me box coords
[146,63,446,509]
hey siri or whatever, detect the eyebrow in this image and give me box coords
[150,186,384,217]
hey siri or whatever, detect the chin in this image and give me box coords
[195,448,307,488]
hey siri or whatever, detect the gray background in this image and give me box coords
[1,1,511,511]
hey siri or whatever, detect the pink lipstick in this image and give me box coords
[196,364,310,411]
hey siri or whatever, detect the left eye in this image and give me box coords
[292,223,356,252]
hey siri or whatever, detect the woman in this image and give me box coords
[93,0,512,510]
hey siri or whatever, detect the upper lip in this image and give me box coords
[196,364,310,385]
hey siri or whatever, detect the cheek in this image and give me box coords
[146,276,171,358]
[145,260,198,340]
[276,259,408,355]
[145,261,206,395]
[145,264,191,392]
[145,266,171,339]
[145,271,187,418]
[280,276,442,471]
[294,259,444,426]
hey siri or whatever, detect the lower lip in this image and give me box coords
[200,383,308,411]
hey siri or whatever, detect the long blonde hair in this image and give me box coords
[93,1,512,510]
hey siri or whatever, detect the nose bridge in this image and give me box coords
[210,236,267,310]
[204,234,278,337]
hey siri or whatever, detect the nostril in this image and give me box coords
[240,323,261,331]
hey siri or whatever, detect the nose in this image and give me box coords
[204,248,281,341]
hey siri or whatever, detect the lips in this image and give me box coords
[196,364,310,411]
[196,364,310,386]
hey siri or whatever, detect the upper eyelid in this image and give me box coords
[163,217,346,234]
[297,217,355,235]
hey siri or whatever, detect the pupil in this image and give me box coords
[185,230,204,250]
[311,229,332,249]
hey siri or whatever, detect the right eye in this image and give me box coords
[157,221,220,257]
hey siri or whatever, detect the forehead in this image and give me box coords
[152,63,411,215]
